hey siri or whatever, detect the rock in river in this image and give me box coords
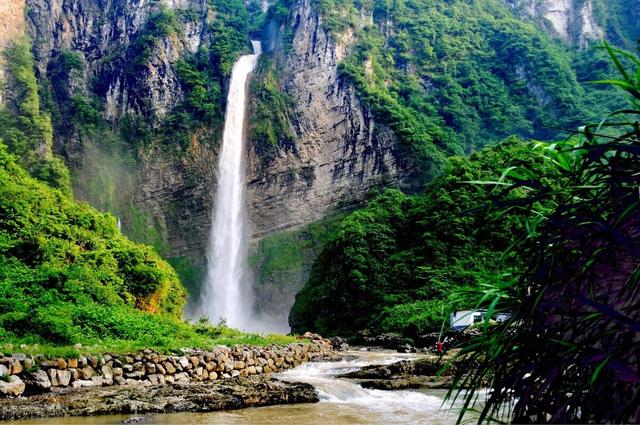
[0,376,319,421]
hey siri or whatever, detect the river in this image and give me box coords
[11,351,467,425]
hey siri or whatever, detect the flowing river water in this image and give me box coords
[10,351,467,425]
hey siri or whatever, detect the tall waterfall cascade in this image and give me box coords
[200,41,263,331]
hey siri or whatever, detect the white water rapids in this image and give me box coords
[199,41,262,331]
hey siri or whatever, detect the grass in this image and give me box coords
[0,323,302,359]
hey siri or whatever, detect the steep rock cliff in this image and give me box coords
[20,0,221,271]
[0,0,25,98]
[246,0,419,238]
[507,0,604,47]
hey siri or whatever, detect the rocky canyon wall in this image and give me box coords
[245,0,418,238]
[507,0,604,46]
[21,0,219,270]
[0,0,26,101]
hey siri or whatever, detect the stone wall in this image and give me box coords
[0,341,333,398]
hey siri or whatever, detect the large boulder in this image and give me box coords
[23,370,52,392]
[0,376,25,397]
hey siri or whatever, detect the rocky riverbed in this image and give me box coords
[339,352,463,391]
[0,375,318,421]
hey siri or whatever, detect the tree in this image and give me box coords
[450,43,640,424]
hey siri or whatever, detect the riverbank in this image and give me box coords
[0,336,336,420]
[2,350,469,425]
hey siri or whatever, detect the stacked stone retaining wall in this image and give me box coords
[0,341,333,397]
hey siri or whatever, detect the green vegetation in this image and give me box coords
[0,140,185,346]
[168,256,205,307]
[0,39,71,194]
[121,0,252,151]
[0,324,300,358]
[289,138,559,337]
[0,136,300,354]
[591,0,640,49]
[261,0,632,179]
[335,0,589,154]
[248,56,295,166]
[250,216,343,288]
[450,43,640,424]
[125,8,183,77]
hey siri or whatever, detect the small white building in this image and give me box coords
[450,310,486,331]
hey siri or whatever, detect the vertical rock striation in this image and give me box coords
[506,0,604,46]
[246,0,418,238]
[0,0,25,101]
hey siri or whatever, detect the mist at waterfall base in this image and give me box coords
[195,41,289,334]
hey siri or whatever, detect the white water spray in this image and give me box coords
[200,41,262,330]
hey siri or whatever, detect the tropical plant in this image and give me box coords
[448,42,640,424]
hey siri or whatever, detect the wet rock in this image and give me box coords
[396,344,416,354]
[0,377,319,420]
[361,333,413,349]
[360,376,455,390]
[329,337,349,351]
[121,416,152,424]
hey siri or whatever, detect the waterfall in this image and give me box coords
[200,41,262,330]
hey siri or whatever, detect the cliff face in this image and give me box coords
[0,0,417,318]
[20,0,219,267]
[0,0,26,100]
[246,0,418,238]
[26,0,204,121]
[507,0,604,47]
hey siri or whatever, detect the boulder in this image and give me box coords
[0,376,25,397]
[162,362,176,375]
[0,376,319,420]
[79,366,94,380]
[23,370,51,392]
[0,365,8,378]
[58,370,72,386]
[178,357,190,370]
[101,366,113,381]
[10,360,23,375]
[174,373,189,383]
[71,380,94,388]
[48,369,60,386]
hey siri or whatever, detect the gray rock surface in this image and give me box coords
[0,375,25,397]
[0,377,319,421]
